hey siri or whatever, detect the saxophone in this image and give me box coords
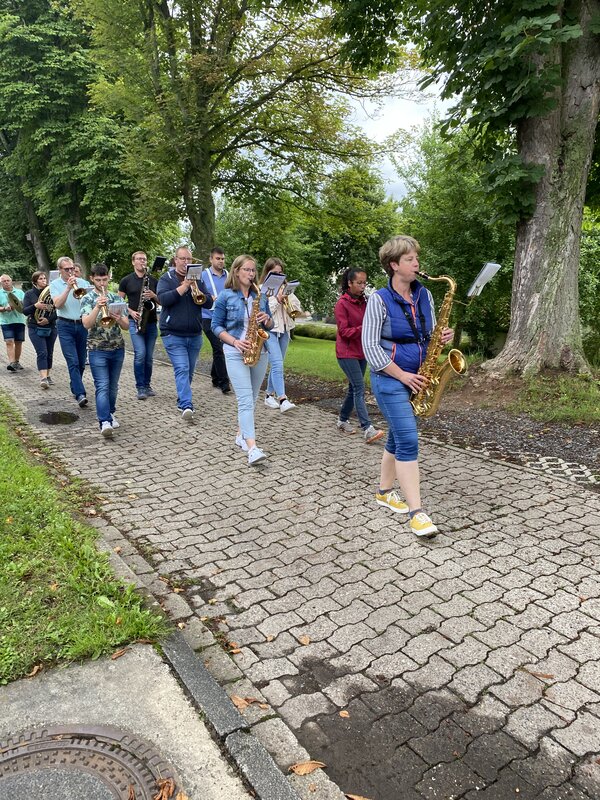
[242,284,269,366]
[136,269,155,334]
[410,272,467,418]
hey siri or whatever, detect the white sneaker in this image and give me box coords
[279,398,296,413]
[235,433,249,452]
[101,421,113,438]
[182,408,194,421]
[336,419,355,434]
[248,446,267,465]
[264,394,279,409]
[110,415,120,429]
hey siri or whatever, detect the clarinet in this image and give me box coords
[136,270,155,334]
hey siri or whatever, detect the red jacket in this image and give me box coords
[334,292,367,359]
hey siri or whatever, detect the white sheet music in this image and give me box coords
[467,262,501,297]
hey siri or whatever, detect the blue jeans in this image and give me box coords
[89,348,125,426]
[162,333,202,410]
[129,320,158,389]
[266,332,290,397]
[337,357,372,431]
[28,325,57,371]
[371,372,418,461]
[57,319,88,398]
[224,349,268,440]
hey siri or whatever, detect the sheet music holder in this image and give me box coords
[151,256,167,274]
[108,302,128,316]
[49,270,60,282]
[186,264,204,281]
[260,272,286,295]
[283,280,300,296]
[467,262,501,298]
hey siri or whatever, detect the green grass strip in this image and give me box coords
[0,394,167,684]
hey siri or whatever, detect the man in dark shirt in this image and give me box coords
[118,251,159,400]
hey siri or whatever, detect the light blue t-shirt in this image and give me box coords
[50,277,91,320]
[201,268,228,321]
[0,287,26,325]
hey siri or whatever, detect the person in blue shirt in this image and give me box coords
[50,257,91,407]
[201,247,230,394]
[211,255,274,466]
[0,274,26,372]
[157,246,213,422]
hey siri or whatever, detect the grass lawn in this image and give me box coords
[0,393,167,684]
[510,373,600,424]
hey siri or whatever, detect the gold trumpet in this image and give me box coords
[72,281,88,299]
[186,264,206,305]
[99,287,115,328]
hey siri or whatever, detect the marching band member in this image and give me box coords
[0,274,26,372]
[362,235,453,538]
[211,255,274,466]
[157,246,213,422]
[259,258,297,413]
[22,271,58,389]
[334,268,384,444]
[80,263,130,438]
[50,256,91,407]
[118,251,159,400]
[202,246,230,394]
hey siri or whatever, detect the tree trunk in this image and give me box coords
[485,3,600,376]
[182,157,215,261]
[22,192,50,271]
[65,200,89,273]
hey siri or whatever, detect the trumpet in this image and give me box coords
[99,287,115,328]
[72,281,88,299]
[186,264,206,305]
[284,294,300,320]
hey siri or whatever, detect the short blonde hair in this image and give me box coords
[379,236,420,278]
[225,255,256,291]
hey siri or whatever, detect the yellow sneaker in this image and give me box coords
[410,511,438,538]
[375,489,409,515]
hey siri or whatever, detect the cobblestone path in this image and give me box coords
[2,346,600,800]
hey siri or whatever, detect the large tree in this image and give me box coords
[329,0,600,375]
[75,0,414,258]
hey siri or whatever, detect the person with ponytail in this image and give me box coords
[334,268,384,444]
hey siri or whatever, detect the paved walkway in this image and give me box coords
[2,345,600,800]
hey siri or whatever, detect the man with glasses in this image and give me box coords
[50,256,91,407]
[118,251,159,400]
[157,246,213,421]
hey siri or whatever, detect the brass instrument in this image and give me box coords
[284,294,300,320]
[410,272,467,418]
[72,281,88,299]
[186,264,206,305]
[34,286,55,324]
[99,287,115,328]
[136,269,155,334]
[242,283,269,366]
[7,290,24,313]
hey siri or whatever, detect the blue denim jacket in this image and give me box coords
[211,288,271,339]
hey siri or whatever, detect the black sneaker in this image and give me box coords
[14,362,24,371]
[6,363,16,372]
[221,384,231,394]
[145,386,156,397]
[77,395,88,408]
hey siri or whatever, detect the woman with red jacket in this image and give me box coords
[334,269,384,443]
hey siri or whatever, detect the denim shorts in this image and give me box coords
[1,323,25,342]
[371,371,419,461]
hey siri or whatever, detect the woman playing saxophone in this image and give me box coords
[362,236,454,538]
[211,255,274,466]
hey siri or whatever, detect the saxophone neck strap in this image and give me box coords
[385,284,429,345]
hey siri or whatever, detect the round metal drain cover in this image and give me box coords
[0,725,182,799]
[39,410,79,425]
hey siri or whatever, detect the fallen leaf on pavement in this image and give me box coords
[208,599,217,605]
[177,622,186,629]
[259,703,269,710]
[230,648,242,655]
[113,546,122,554]
[26,665,43,678]
[345,794,373,800]
[231,695,250,711]
[175,793,189,800]
[289,760,326,775]
[298,635,311,646]
[524,670,554,680]
[153,777,175,799]
[173,587,184,594]
[111,647,129,660]
[309,784,317,792]
[266,635,275,642]
[339,710,350,718]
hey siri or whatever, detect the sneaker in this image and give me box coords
[77,395,88,408]
[235,433,249,452]
[221,384,231,394]
[6,363,16,372]
[279,398,296,413]
[336,419,355,434]
[47,376,54,385]
[182,408,194,421]
[110,415,120,429]
[248,446,267,465]
[100,421,113,438]
[364,425,384,444]
[145,386,156,397]
[375,489,409,515]
[137,389,148,400]
[14,362,23,371]
[40,378,50,390]
[264,394,279,409]
[410,511,438,538]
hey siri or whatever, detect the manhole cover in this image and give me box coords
[0,725,183,799]
[39,411,79,425]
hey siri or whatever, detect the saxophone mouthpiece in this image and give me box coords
[417,271,431,280]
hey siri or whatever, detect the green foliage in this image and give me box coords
[0,394,166,683]
[579,210,600,366]
[394,120,515,353]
